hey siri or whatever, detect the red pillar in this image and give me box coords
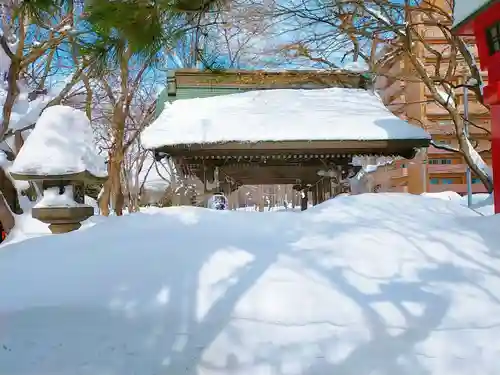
[485,78,500,214]
[492,105,500,213]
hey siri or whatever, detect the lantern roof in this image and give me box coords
[10,105,108,183]
[452,0,497,34]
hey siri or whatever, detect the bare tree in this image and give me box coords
[252,0,493,191]
[0,0,88,233]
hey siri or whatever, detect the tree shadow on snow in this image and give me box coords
[0,208,293,375]
[0,196,500,375]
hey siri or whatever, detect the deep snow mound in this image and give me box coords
[422,191,495,216]
[1,194,500,375]
[421,191,463,201]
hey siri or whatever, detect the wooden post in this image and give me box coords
[300,189,308,211]
[321,178,328,202]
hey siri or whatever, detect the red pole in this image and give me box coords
[492,105,500,213]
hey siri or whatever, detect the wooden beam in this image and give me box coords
[160,139,428,154]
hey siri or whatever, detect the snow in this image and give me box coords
[2,212,50,245]
[138,153,171,192]
[463,44,484,95]
[34,186,82,208]
[470,193,494,215]
[342,60,369,73]
[436,87,455,108]
[348,156,393,193]
[10,105,108,178]
[1,193,500,374]
[0,39,17,74]
[424,191,495,216]
[464,136,493,182]
[0,150,30,192]
[142,88,430,149]
[364,5,392,26]
[0,80,61,134]
[422,191,462,201]
[58,25,73,33]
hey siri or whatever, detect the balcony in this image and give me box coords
[427,145,455,154]
[426,125,455,135]
[428,184,488,194]
[427,164,466,173]
[426,102,490,117]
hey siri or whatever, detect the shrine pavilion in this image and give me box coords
[142,70,431,210]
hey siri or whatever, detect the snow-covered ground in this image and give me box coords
[423,191,494,216]
[237,205,303,212]
[1,193,499,375]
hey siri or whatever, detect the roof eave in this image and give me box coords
[150,138,431,160]
[452,0,496,35]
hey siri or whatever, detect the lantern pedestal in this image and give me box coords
[32,206,94,234]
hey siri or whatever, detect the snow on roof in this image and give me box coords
[10,105,107,179]
[141,88,430,149]
[453,0,494,30]
[0,193,499,374]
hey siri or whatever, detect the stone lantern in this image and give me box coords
[9,105,108,233]
[10,172,106,233]
[452,0,500,212]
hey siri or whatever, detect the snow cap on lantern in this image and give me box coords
[10,105,108,233]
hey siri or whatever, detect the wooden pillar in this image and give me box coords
[312,187,317,206]
[321,178,328,202]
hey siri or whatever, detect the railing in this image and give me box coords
[428,184,488,194]
[427,164,467,173]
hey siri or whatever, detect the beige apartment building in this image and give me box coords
[376,0,491,195]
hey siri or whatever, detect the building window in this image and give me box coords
[486,21,500,56]
[430,178,439,184]
[437,120,453,126]
[401,163,407,168]
[441,178,453,184]
[437,139,451,145]
[472,178,481,184]
[429,159,452,165]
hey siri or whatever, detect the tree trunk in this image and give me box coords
[98,157,112,216]
[460,135,494,193]
[0,167,18,233]
[110,161,124,216]
[0,193,15,233]
[98,180,111,216]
